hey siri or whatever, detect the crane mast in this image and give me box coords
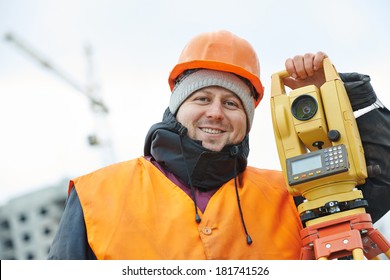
[4,32,115,166]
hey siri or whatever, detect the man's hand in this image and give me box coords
[283,51,328,89]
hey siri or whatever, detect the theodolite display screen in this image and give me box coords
[291,154,322,175]
[286,144,349,186]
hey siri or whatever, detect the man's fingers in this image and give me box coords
[313,51,328,71]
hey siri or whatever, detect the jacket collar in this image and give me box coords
[144,108,249,190]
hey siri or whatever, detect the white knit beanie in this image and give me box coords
[169,69,255,130]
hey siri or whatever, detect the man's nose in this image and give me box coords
[206,101,224,119]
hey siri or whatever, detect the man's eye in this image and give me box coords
[195,97,209,102]
[225,100,239,108]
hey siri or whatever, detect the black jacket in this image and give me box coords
[340,73,390,223]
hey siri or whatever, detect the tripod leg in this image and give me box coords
[385,248,390,259]
[365,228,390,259]
[352,248,365,260]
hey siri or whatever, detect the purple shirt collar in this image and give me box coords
[145,156,217,212]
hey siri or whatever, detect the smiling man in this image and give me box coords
[47,30,390,260]
[175,75,249,152]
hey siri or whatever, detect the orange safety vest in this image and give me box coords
[70,157,302,259]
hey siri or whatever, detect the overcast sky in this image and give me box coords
[1,0,389,232]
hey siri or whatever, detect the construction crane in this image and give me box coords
[4,32,116,166]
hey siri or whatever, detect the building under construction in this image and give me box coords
[0,181,68,260]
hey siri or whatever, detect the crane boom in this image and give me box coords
[4,32,115,166]
[4,33,108,113]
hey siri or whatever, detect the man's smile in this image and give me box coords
[200,127,225,134]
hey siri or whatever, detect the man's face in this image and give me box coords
[176,86,247,152]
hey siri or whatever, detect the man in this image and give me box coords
[48,30,389,260]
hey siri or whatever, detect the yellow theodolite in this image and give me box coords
[270,58,390,260]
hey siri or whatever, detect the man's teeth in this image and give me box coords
[201,128,222,134]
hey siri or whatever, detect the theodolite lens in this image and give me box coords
[291,95,318,121]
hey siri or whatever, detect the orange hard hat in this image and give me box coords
[168,30,264,107]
